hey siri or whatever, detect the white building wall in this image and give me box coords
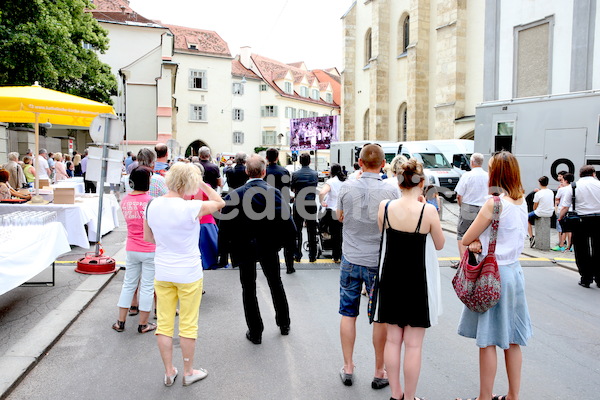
[173,52,233,155]
[496,0,574,99]
[352,0,373,141]
[594,6,600,88]
[231,77,262,154]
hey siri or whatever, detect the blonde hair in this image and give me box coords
[398,158,425,189]
[165,162,202,196]
[73,154,81,166]
[389,154,408,176]
[53,152,62,162]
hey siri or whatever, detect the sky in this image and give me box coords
[129,0,355,70]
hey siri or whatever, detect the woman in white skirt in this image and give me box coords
[456,151,532,400]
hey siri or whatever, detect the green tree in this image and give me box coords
[0,0,117,104]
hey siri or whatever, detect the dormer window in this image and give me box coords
[300,86,308,98]
[188,44,197,50]
[326,93,333,103]
[284,81,293,94]
[311,89,320,101]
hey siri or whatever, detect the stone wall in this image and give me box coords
[407,0,430,140]
[342,4,357,141]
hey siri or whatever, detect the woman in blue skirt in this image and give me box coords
[456,151,532,400]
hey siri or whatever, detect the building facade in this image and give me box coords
[342,0,484,142]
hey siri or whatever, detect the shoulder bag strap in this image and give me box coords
[571,182,577,213]
[487,196,501,255]
[378,200,392,260]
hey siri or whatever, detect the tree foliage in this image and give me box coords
[0,0,117,104]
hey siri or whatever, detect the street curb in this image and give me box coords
[0,249,125,400]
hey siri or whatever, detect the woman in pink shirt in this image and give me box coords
[53,152,69,182]
[112,167,157,333]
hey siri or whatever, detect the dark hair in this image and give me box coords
[580,165,596,177]
[155,143,168,158]
[353,162,360,171]
[398,159,424,189]
[563,173,575,183]
[423,184,437,199]
[488,151,524,200]
[0,169,8,183]
[266,147,279,163]
[558,170,568,177]
[299,153,311,166]
[129,166,152,192]
[330,163,346,182]
[539,176,549,186]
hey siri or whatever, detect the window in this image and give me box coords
[300,86,308,98]
[298,109,307,118]
[82,42,93,50]
[285,107,296,118]
[365,28,372,65]
[261,105,278,117]
[311,89,320,100]
[233,131,244,144]
[514,17,553,97]
[232,109,244,121]
[260,83,268,91]
[188,44,197,50]
[495,121,514,152]
[398,103,407,141]
[232,83,244,95]
[326,93,333,103]
[284,82,293,94]
[262,130,277,145]
[190,104,207,121]
[309,111,318,118]
[364,109,370,138]
[399,15,410,55]
[189,70,207,90]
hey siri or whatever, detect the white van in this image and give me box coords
[381,141,461,200]
[427,139,474,175]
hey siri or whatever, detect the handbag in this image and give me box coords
[559,183,581,232]
[452,195,502,313]
[368,200,391,324]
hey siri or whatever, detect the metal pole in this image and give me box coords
[94,117,110,256]
[30,113,44,203]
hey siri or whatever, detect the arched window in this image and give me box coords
[364,109,370,139]
[398,103,407,141]
[399,15,410,54]
[365,28,372,65]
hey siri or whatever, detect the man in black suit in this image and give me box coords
[265,148,295,273]
[219,155,296,344]
[291,153,319,262]
[225,152,249,191]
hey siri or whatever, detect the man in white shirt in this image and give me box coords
[559,165,600,288]
[528,176,555,246]
[36,148,51,180]
[454,153,488,259]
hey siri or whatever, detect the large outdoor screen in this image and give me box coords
[290,115,339,151]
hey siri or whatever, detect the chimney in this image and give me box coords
[240,46,251,69]
[120,5,126,14]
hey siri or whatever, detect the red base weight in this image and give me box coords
[75,254,117,275]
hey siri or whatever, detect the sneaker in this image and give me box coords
[182,368,208,386]
[529,236,535,248]
[551,245,566,251]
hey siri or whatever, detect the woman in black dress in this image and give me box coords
[375,159,445,400]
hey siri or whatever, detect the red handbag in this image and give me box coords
[452,196,502,313]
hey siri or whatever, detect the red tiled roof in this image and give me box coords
[313,69,342,105]
[287,62,306,69]
[251,53,340,107]
[90,11,158,25]
[165,24,231,57]
[232,59,261,80]
[89,0,133,13]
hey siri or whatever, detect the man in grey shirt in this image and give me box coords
[336,143,399,388]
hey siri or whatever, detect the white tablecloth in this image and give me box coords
[0,194,120,249]
[52,179,85,194]
[0,222,71,296]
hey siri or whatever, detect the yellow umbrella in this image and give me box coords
[0,83,115,202]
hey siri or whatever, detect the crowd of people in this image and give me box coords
[2,139,599,398]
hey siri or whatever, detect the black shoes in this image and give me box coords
[294,257,301,263]
[309,258,317,263]
[286,267,296,274]
[245,330,262,345]
[578,280,591,288]
[371,376,389,389]
[339,367,353,386]
[280,326,290,335]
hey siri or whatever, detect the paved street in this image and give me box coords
[2,214,600,399]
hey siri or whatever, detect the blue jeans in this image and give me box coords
[117,251,155,312]
[339,256,378,317]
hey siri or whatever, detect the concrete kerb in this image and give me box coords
[440,220,578,273]
[0,247,126,400]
